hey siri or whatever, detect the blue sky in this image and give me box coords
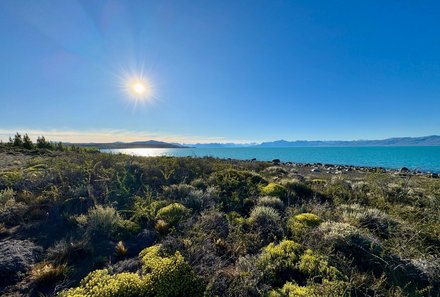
[1,0,439,143]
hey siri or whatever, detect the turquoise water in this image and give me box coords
[103,146,440,173]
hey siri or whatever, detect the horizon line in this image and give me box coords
[0,129,438,145]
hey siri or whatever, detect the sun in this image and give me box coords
[126,78,153,100]
[117,67,156,105]
[132,82,146,95]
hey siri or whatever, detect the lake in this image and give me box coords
[102,146,440,173]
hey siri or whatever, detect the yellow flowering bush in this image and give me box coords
[258,240,340,285]
[139,245,201,296]
[260,182,287,199]
[297,249,338,280]
[268,280,347,297]
[60,270,144,297]
[258,240,302,283]
[60,245,201,297]
[288,213,321,237]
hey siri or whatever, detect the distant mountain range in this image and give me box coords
[76,140,186,149]
[76,135,440,149]
[188,143,256,148]
[256,135,440,147]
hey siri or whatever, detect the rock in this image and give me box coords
[0,240,42,288]
[400,167,410,173]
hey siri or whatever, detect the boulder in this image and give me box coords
[399,167,410,173]
[0,239,43,288]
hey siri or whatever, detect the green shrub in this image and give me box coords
[61,245,202,297]
[76,205,121,239]
[117,219,141,239]
[60,269,144,297]
[209,169,266,212]
[268,280,347,297]
[316,221,383,272]
[248,206,283,245]
[268,281,310,297]
[249,206,281,223]
[258,240,339,286]
[139,245,202,296]
[257,196,284,210]
[281,180,313,201]
[258,240,302,284]
[0,188,15,205]
[0,189,27,226]
[0,171,24,187]
[288,213,321,237]
[340,204,398,238]
[297,249,338,280]
[155,203,190,232]
[261,182,287,199]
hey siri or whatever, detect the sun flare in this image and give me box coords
[125,77,153,100]
[132,82,146,95]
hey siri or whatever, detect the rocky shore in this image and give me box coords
[243,157,439,178]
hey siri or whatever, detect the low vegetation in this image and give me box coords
[0,137,439,296]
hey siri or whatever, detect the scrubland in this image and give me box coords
[0,144,439,296]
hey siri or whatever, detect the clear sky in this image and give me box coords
[1,0,439,143]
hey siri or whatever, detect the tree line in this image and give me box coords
[1,132,94,152]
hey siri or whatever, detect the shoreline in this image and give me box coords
[102,148,440,175]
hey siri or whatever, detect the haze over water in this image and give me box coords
[104,146,440,173]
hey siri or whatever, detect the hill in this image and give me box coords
[75,140,187,149]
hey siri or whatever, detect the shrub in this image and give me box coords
[315,222,383,273]
[263,166,289,177]
[155,203,190,232]
[46,239,87,264]
[163,183,195,201]
[249,206,281,223]
[297,249,338,281]
[0,171,24,187]
[282,180,314,201]
[288,213,321,237]
[115,241,128,259]
[258,240,339,286]
[0,189,27,226]
[261,182,287,199]
[76,205,122,239]
[60,269,144,297]
[208,169,266,212]
[0,188,15,204]
[340,204,398,238]
[257,196,284,211]
[258,240,302,284]
[249,206,283,246]
[268,280,347,297]
[139,245,202,296]
[30,262,68,285]
[61,245,202,297]
[117,219,141,239]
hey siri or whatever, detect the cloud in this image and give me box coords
[0,128,249,144]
